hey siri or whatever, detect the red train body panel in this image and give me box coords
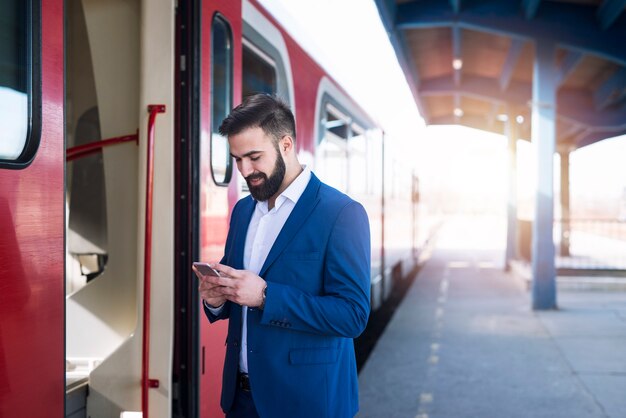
[0,1,64,417]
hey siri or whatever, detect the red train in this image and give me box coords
[0,0,420,417]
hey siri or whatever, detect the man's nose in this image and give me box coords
[239,159,254,177]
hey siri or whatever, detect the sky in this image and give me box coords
[257,0,423,143]
[258,0,626,215]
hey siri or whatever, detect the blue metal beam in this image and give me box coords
[531,40,557,310]
[452,25,462,86]
[451,0,461,13]
[555,51,583,86]
[593,67,626,110]
[430,114,502,132]
[395,0,626,66]
[500,39,525,91]
[597,0,626,30]
[576,126,626,147]
[560,87,626,126]
[505,116,519,270]
[419,75,626,128]
[374,0,397,35]
[523,0,542,19]
[558,122,584,140]
[420,75,531,107]
[487,102,500,129]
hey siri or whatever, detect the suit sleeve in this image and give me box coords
[260,201,371,338]
[203,300,232,323]
[202,199,242,323]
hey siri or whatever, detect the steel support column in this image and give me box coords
[505,115,518,271]
[531,41,557,310]
[559,151,571,257]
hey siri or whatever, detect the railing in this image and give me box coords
[554,218,626,271]
[142,105,166,418]
[66,132,138,162]
[65,108,166,417]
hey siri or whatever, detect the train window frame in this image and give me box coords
[315,93,372,146]
[241,20,293,106]
[0,0,42,170]
[242,38,277,98]
[315,88,381,196]
[209,13,233,186]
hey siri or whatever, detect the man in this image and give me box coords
[197,94,371,418]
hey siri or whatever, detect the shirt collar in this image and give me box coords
[257,165,311,213]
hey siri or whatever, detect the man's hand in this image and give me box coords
[202,263,266,308]
[194,264,227,308]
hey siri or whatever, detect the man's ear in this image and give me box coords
[281,135,295,153]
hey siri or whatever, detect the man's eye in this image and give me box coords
[250,156,260,161]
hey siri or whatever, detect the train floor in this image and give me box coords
[358,215,626,418]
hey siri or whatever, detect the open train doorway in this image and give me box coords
[64,0,141,416]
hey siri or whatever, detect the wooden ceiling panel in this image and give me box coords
[425,95,453,120]
[564,55,620,90]
[382,0,626,148]
[460,96,492,117]
[510,42,533,84]
[462,30,510,79]
[405,27,452,81]
[547,0,602,5]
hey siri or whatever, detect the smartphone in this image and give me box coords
[192,262,221,278]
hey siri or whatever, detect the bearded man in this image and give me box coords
[196,94,371,418]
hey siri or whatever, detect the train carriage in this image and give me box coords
[0,0,419,417]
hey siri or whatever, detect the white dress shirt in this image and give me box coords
[208,165,311,373]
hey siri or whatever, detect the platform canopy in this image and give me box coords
[375,0,626,149]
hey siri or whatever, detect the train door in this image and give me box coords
[175,1,242,417]
[0,1,64,416]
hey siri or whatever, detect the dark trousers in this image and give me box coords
[226,386,260,418]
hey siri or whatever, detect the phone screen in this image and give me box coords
[192,262,221,277]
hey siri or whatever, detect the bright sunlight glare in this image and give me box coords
[259,0,626,218]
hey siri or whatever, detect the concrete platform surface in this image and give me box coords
[358,216,626,418]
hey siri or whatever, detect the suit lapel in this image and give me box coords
[227,198,251,341]
[230,196,256,270]
[259,174,321,277]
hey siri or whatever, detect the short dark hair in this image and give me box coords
[218,94,296,143]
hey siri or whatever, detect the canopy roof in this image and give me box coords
[375,0,626,149]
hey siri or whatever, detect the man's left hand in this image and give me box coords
[205,263,266,308]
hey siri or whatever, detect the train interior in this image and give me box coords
[65,0,142,416]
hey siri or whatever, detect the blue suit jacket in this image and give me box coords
[205,173,371,418]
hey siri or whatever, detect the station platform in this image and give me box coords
[358,215,626,418]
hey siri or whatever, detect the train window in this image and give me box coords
[349,124,368,195]
[242,40,277,98]
[317,105,350,192]
[210,15,233,185]
[0,0,40,168]
[317,104,372,196]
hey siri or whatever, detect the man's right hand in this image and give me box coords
[193,262,227,308]
[199,278,227,308]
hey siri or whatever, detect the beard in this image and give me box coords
[245,150,286,202]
